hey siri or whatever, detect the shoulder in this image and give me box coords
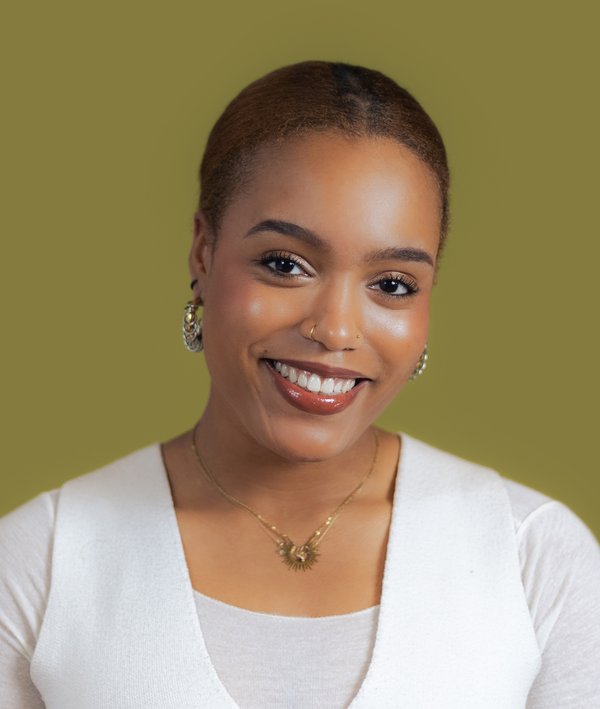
[0,441,164,656]
[495,474,599,567]
[399,430,599,577]
[499,476,600,612]
[0,489,59,583]
[0,489,60,659]
[399,431,600,652]
[399,430,597,543]
[398,431,506,502]
[60,441,163,495]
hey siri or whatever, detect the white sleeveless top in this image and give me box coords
[193,588,379,709]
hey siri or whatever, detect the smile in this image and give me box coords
[272,360,357,395]
[264,359,368,416]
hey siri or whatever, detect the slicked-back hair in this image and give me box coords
[198,60,450,259]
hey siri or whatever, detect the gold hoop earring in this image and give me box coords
[183,300,203,352]
[409,343,428,380]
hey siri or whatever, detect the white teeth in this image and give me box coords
[272,360,358,396]
[321,378,335,394]
[342,379,355,393]
[297,372,308,388]
[307,373,322,392]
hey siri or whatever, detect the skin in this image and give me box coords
[161,131,442,615]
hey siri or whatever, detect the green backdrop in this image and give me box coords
[1,0,598,539]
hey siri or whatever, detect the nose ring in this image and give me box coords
[309,322,362,342]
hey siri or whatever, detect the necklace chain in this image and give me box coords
[189,425,380,571]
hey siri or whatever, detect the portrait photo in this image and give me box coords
[1,1,598,707]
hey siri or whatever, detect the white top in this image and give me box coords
[0,432,599,707]
[193,589,379,708]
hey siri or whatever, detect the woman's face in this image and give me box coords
[190,132,441,461]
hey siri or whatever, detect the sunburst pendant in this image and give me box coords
[277,538,320,571]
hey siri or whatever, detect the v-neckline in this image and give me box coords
[154,429,412,708]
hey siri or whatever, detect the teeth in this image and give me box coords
[307,374,321,392]
[321,378,334,395]
[297,372,308,388]
[272,360,357,395]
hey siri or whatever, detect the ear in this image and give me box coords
[188,210,214,302]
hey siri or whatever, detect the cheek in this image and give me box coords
[204,282,263,351]
[366,299,430,369]
[369,295,430,334]
[202,264,299,354]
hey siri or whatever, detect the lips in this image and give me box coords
[263,359,368,415]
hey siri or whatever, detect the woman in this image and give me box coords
[1,60,599,708]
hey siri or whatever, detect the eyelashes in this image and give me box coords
[369,272,419,298]
[258,251,307,277]
[256,250,420,300]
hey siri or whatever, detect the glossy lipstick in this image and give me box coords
[264,359,367,415]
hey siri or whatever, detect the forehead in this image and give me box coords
[224,132,441,257]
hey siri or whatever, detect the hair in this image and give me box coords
[197,60,450,260]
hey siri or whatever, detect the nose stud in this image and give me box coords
[308,322,362,343]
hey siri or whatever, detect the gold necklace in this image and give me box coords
[190,425,380,571]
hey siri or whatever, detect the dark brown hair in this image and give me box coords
[198,60,450,259]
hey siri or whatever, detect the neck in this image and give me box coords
[189,400,383,517]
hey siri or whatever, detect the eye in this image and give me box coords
[258,251,308,277]
[369,273,419,299]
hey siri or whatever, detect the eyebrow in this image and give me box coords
[365,246,434,267]
[245,219,327,250]
[244,219,434,268]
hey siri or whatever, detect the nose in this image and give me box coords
[304,278,363,351]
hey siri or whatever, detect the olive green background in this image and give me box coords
[1,1,598,538]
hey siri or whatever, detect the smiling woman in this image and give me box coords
[191,131,439,462]
[1,60,599,709]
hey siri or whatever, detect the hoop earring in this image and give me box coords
[409,343,428,380]
[183,300,203,353]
